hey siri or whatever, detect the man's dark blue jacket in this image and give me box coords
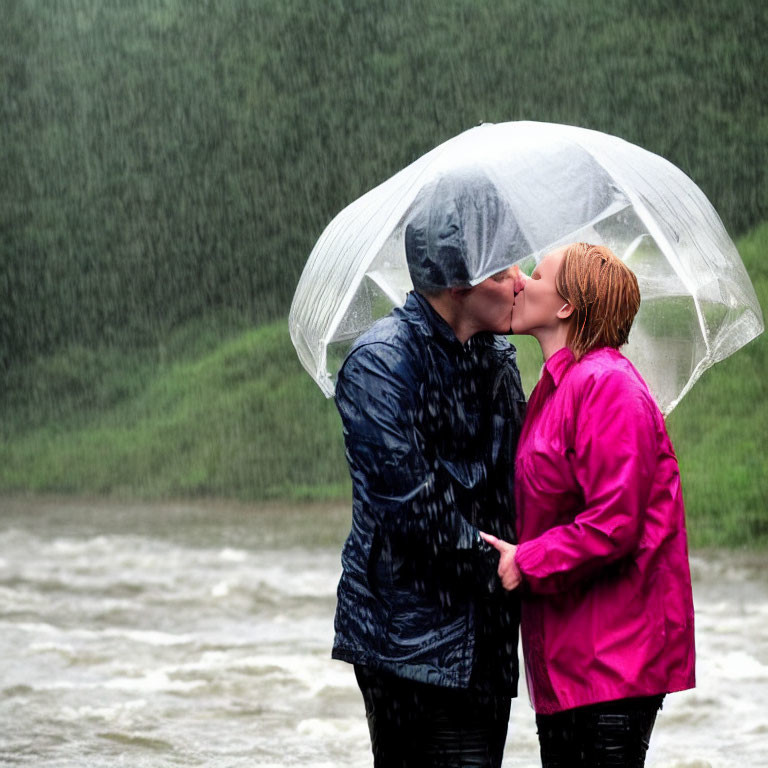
[332,291,525,694]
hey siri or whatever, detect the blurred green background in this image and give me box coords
[1,0,766,546]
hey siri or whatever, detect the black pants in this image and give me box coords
[354,665,511,768]
[536,695,665,768]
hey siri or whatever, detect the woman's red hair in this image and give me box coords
[556,243,641,360]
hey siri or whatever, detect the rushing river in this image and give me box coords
[0,497,766,767]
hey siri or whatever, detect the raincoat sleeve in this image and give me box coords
[515,368,657,594]
[335,342,501,592]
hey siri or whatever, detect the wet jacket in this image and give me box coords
[514,346,696,715]
[332,291,525,694]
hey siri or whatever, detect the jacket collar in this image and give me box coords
[404,291,506,355]
[406,291,463,347]
[543,345,575,387]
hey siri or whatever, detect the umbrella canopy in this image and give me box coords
[289,121,764,413]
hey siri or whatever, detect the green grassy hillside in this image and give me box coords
[0,320,347,500]
[1,224,765,547]
[665,224,768,547]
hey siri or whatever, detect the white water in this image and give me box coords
[0,497,766,767]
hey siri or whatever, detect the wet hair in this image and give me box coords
[555,243,641,360]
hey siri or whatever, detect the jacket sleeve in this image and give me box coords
[515,368,657,594]
[335,341,501,593]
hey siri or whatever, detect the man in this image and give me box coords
[331,173,527,767]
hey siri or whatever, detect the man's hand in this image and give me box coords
[480,532,522,591]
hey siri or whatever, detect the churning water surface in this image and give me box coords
[0,497,766,767]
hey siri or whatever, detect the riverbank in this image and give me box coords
[0,494,353,550]
[3,492,768,564]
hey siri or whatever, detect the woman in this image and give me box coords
[482,242,695,767]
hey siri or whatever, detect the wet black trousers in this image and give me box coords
[535,695,665,768]
[354,665,511,768]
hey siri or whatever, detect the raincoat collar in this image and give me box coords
[543,345,575,387]
[407,291,464,348]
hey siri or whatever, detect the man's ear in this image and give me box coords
[557,302,575,319]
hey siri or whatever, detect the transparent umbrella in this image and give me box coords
[289,121,764,413]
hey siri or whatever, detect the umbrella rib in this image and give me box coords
[574,136,712,361]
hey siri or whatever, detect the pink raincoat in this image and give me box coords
[514,346,695,715]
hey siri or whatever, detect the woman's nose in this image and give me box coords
[512,267,529,295]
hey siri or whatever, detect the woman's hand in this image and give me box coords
[480,532,522,590]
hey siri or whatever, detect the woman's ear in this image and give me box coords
[557,302,575,319]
